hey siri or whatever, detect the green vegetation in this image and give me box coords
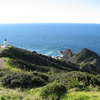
[1,72,47,88]
[0,87,36,100]
[62,91,100,100]
[29,83,66,100]
[49,71,100,90]
[1,86,100,100]
[0,46,79,73]
[70,48,100,74]
[71,48,100,63]
[0,46,100,100]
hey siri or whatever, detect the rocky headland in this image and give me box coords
[59,48,100,68]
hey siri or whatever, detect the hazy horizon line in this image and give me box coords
[0,22,100,24]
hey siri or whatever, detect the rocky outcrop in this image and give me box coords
[59,48,100,67]
[59,49,75,60]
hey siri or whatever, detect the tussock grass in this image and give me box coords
[0,87,37,100]
[4,57,24,72]
[29,83,66,100]
[0,86,100,100]
[61,91,100,100]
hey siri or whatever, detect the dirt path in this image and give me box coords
[0,58,7,68]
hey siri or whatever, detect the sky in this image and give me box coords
[0,0,100,24]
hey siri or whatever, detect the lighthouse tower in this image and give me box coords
[3,39,8,48]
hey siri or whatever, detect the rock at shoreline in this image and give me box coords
[59,48,75,60]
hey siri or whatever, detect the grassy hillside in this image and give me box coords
[0,46,100,100]
[69,48,100,74]
[1,86,100,100]
[0,46,79,72]
[70,48,100,64]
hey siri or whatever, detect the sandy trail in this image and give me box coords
[0,58,6,68]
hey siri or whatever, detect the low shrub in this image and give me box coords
[38,83,66,100]
[0,68,10,76]
[1,72,46,88]
[49,71,100,90]
[95,75,100,85]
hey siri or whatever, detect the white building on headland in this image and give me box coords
[0,39,8,48]
[3,39,8,48]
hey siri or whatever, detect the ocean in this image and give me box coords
[0,23,100,57]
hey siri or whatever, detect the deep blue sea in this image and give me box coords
[0,23,100,57]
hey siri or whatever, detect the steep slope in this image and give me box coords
[70,48,100,66]
[0,46,79,72]
[70,48,100,74]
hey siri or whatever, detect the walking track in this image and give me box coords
[0,58,6,68]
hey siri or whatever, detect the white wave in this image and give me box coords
[58,51,63,57]
[45,52,53,55]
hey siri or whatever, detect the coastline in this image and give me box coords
[0,23,100,56]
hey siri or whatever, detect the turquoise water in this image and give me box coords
[0,23,100,57]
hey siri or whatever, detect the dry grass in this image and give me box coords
[1,86,100,100]
[0,87,37,100]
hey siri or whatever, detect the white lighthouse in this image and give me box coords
[3,39,8,48]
